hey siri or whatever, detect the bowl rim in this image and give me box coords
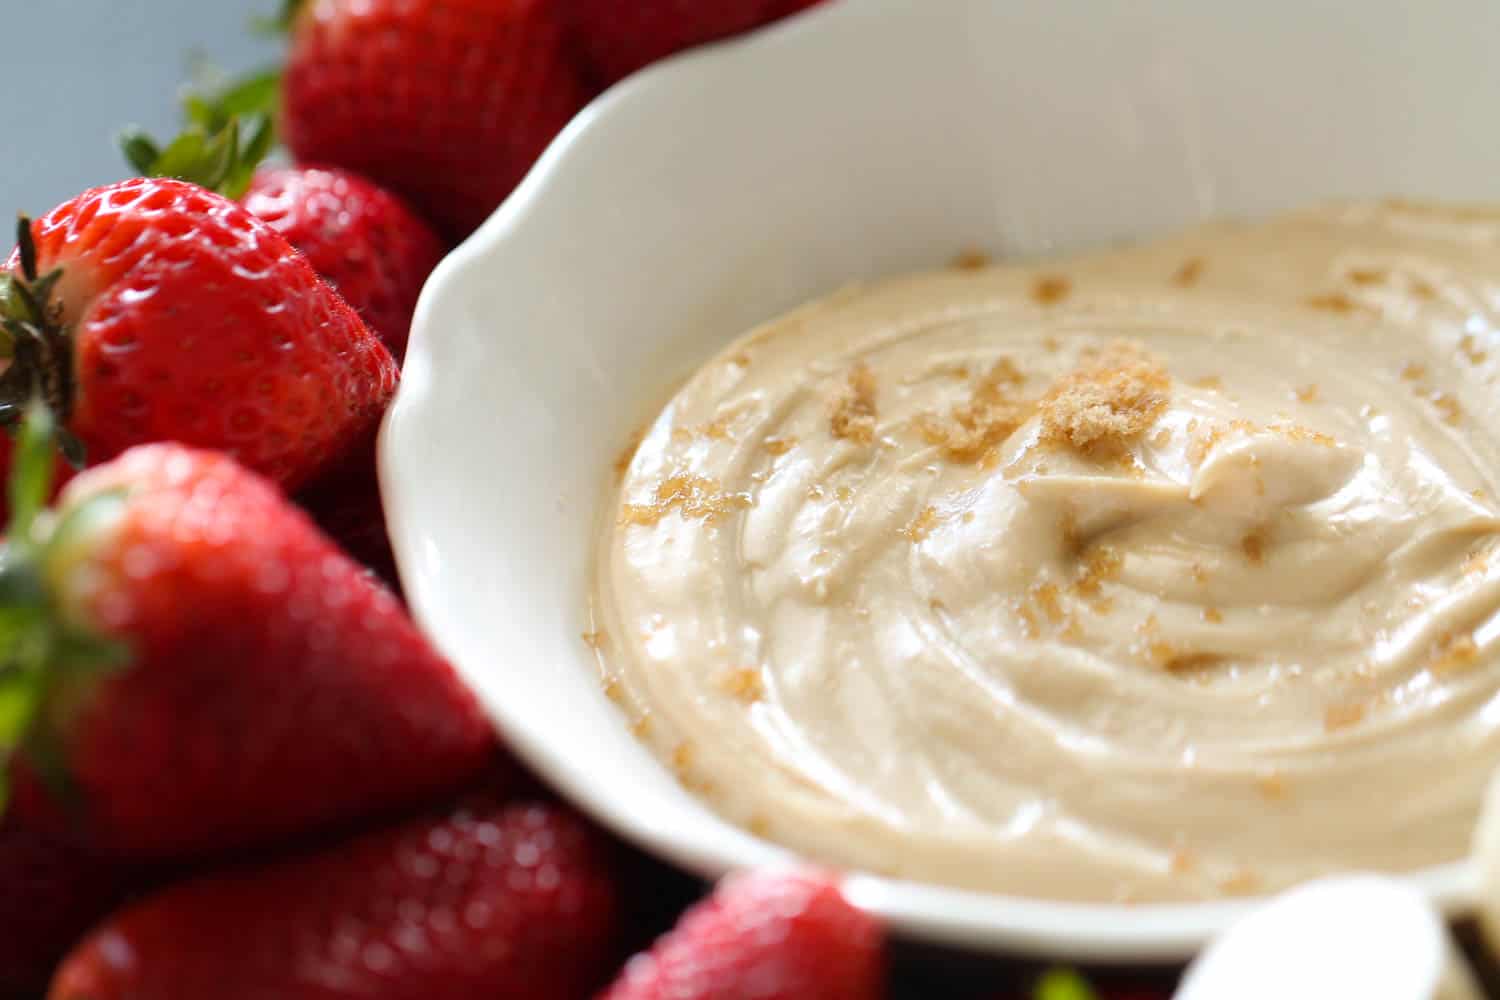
[381,0,1485,962]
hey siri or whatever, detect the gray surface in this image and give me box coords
[3,0,278,214]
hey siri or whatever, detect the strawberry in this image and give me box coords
[123,94,443,359]
[242,165,445,360]
[0,410,498,860]
[48,796,622,999]
[0,177,398,505]
[294,431,402,591]
[600,867,885,1000]
[281,0,589,242]
[0,813,137,995]
[564,0,828,87]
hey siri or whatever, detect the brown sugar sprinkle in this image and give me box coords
[1014,601,1040,640]
[1220,870,1262,896]
[1276,423,1337,447]
[901,505,942,543]
[829,363,878,444]
[1038,341,1171,453]
[671,742,695,774]
[720,667,765,703]
[670,427,694,444]
[1192,374,1224,390]
[1169,847,1199,874]
[1303,291,1361,313]
[1043,335,1062,352]
[1461,335,1488,364]
[1465,548,1490,575]
[1411,278,1438,301]
[1324,701,1367,732]
[1347,267,1385,286]
[747,815,772,837]
[698,414,736,441]
[601,677,623,703]
[1295,383,1320,403]
[763,435,797,456]
[731,352,752,368]
[1073,545,1124,596]
[1031,274,1072,305]
[1186,424,1226,466]
[1431,633,1480,675]
[1031,582,1065,623]
[1160,648,1225,674]
[1256,772,1288,801]
[1401,361,1428,381]
[630,716,653,739]
[581,630,606,650]
[621,474,752,526]
[1429,390,1462,425]
[1172,257,1206,287]
[1202,607,1223,624]
[917,358,1033,462]
[1191,563,1209,584]
[1240,530,1266,565]
[950,248,992,270]
[613,428,645,480]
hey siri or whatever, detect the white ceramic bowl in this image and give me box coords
[381,0,1500,961]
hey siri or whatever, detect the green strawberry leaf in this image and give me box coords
[251,0,308,36]
[6,400,57,545]
[120,129,164,176]
[124,115,272,202]
[1036,969,1100,1000]
[183,66,282,134]
[0,411,132,818]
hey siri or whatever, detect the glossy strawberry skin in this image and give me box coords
[294,431,401,592]
[0,814,137,995]
[243,165,444,360]
[282,0,588,243]
[564,0,827,86]
[601,868,885,1000]
[49,798,622,1000]
[0,178,398,498]
[12,443,497,861]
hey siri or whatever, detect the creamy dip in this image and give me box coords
[590,201,1500,902]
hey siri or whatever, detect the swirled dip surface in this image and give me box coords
[591,201,1500,901]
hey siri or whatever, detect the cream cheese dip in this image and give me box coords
[590,201,1500,902]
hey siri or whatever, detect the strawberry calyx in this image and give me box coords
[122,58,281,201]
[1035,969,1100,1000]
[0,404,129,813]
[253,0,309,36]
[1,217,86,469]
[123,113,275,202]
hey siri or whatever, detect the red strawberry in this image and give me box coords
[282,0,589,242]
[0,412,497,860]
[49,797,622,999]
[600,867,885,1000]
[564,0,827,87]
[0,178,397,505]
[295,431,402,591]
[243,165,445,360]
[0,814,137,995]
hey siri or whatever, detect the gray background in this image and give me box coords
[4,0,276,214]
